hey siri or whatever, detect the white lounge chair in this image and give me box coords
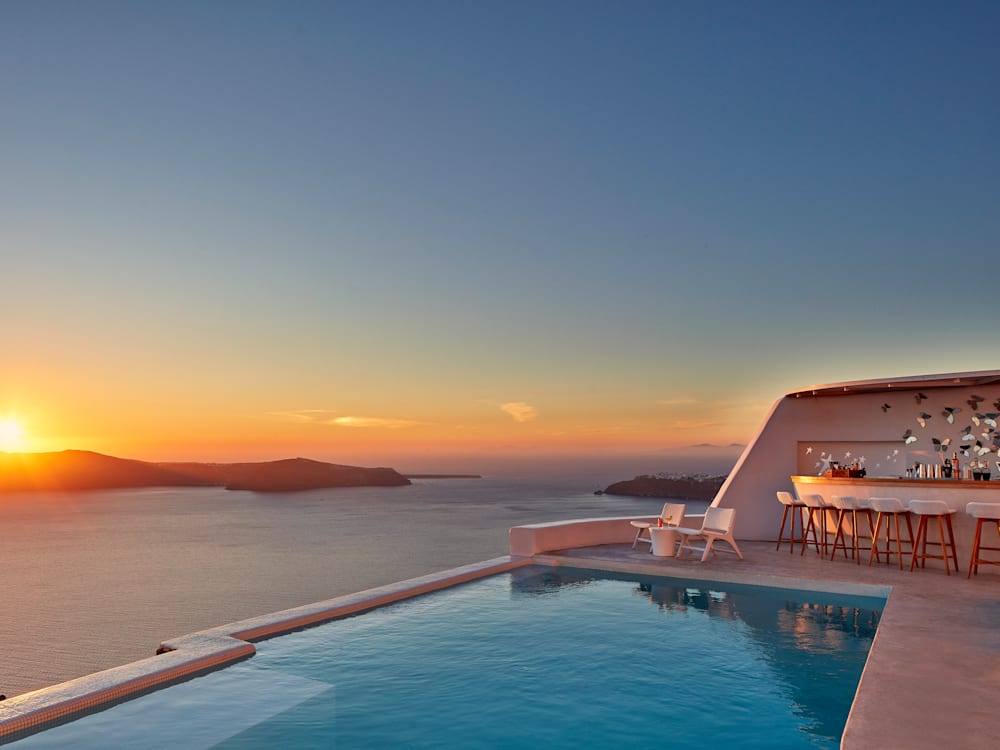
[675,507,743,562]
[630,503,686,549]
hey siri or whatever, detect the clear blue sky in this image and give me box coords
[2,1,998,471]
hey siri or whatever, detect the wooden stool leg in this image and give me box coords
[909,516,927,572]
[776,505,789,551]
[861,510,875,565]
[850,509,859,563]
[830,509,847,561]
[921,518,929,566]
[945,514,959,572]
[938,515,950,575]
[821,508,828,557]
[869,512,884,566]
[793,506,803,554]
[967,519,984,578]
[894,513,904,570]
[802,509,819,556]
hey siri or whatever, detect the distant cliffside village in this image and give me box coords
[598,472,727,501]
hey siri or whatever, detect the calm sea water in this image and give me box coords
[0,478,696,698]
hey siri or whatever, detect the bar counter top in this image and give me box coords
[792,475,999,488]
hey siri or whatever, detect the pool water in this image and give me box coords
[11,566,883,749]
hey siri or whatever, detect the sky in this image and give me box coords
[2,1,998,476]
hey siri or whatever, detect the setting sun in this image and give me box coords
[0,419,24,451]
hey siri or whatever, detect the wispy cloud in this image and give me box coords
[657,397,698,406]
[670,419,724,430]
[330,416,421,429]
[501,402,538,423]
[270,410,420,429]
[269,410,339,423]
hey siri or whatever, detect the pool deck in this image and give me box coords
[539,540,1000,750]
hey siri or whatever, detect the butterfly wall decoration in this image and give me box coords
[968,395,985,410]
[942,406,961,423]
[915,392,928,403]
[917,412,932,428]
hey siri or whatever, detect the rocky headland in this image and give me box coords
[0,450,411,492]
[601,472,727,501]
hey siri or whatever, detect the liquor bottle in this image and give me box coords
[953,452,960,480]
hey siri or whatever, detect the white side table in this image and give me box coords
[649,526,678,557]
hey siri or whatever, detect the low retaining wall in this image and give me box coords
[509,514,706,556]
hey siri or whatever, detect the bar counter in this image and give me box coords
[791,475,1000,511]
[791,475,1000,572]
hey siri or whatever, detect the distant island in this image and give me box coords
[600,472,727,501]
[0,450,411,493]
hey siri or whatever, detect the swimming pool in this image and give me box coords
[7,565,883,748]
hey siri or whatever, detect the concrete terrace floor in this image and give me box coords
[533,540,1000,750]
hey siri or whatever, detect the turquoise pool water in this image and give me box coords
[11,566,883,749]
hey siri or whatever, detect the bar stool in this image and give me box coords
[907,500,960,575]
[868,497,914,570]
[775,491,807,553]
[800,493,833,556]
[966,502,1000,578]
[828,496,875,564]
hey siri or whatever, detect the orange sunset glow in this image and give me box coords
[0,419,23,451]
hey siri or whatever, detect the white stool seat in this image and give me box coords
[908,499,956,516]
[828,495,858,510]
[966,502,1000,520]
[869,497,907,513]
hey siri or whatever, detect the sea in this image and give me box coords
[0,461,732,699]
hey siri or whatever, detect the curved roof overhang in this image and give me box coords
[786,370,1000,398]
